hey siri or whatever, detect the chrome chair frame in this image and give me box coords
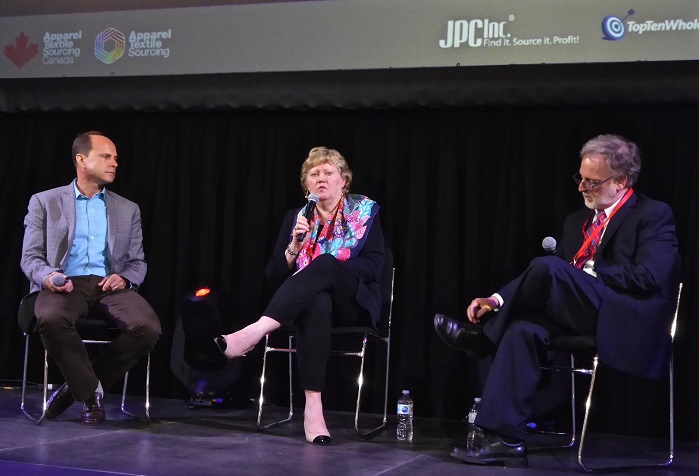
[19,293,152,425]
[256,263,395,439]
[538,343,595,449]
[540,283,682,472]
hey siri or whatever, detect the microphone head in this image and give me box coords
[50,274,66,287]
[307,193,319,204]
[542,236,557,253]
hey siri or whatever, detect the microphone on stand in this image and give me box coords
[542,236,557,255]
[296,193,319,242]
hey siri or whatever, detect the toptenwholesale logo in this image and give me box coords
[628,18,699,34]
[602,9,635,41]
[603,8,699,41]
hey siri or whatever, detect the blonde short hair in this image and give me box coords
[300,146,353,195]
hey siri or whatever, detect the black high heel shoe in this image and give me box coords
[214,335,254,359]
[308,435,332,445]
[214,336,227,354]
[304,422,331,445]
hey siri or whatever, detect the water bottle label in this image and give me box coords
[397,403,413,415]
[468,411,477,424]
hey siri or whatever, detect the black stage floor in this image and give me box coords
[1,387,698,476]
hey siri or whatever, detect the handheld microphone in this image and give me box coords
[296,193,319,242]
[51,274,67,287]
[542,236,557,255]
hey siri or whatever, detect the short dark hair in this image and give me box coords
[71,131,105,167]
[580,134,641,187]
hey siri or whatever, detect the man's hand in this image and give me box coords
[98,274,127,292]
[466,297,500,323]
[43,272,73,293]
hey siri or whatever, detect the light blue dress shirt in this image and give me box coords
[64,180,110,277]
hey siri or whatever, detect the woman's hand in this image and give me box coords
[293,216,311,244]
[285,216,308,267]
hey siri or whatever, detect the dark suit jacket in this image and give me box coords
[495,192,679,377]
[265,206,385,326]
[555,192,679,378]
[20,182,148,294]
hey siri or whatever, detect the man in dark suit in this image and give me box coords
[20,131,161,424]
[434,134,679,468]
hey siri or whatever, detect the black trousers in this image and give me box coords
[34,275,161,402]
[263,254,371,391]
[475,256,606,440]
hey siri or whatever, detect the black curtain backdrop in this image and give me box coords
[1,104,698,440]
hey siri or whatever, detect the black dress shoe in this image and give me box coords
[433,314,492,357]
[81,392,105,425]
[451,427,528,468]
[45,382,75,420]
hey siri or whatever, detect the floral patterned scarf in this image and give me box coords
[294,194,378,271]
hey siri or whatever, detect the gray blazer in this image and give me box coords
[20,182,147,293]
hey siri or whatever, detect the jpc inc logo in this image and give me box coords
[94,28,125,64]
[602,9,635,40]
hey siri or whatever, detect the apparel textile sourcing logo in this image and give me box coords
[601,9,635,40]
[94,27,125,64]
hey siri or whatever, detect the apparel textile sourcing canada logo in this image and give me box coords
[94,27,125,64]
[3,32,39,68]
[601,9,635,40]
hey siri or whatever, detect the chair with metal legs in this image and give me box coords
[535,334,597,450]
[18,291,152,425]
[540,283,682,471]
[256,248,395,438]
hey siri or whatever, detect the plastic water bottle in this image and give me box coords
[466,397,481,447]
[396,390,414,441]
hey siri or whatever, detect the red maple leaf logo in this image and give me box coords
[4,32,39,68]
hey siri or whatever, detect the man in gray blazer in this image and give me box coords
[20,131,161,425]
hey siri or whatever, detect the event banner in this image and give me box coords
[1,0,698,78]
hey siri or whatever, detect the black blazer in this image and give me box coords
[555,192,680,378]
[265,207,385,326]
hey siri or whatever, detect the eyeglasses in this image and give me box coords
[572,173,616,191]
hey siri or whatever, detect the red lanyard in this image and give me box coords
[571,188,634,266]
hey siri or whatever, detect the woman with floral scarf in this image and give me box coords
[216,146,384,445]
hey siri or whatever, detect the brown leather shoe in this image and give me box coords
[81,392,105,425]
[45,382,75,420]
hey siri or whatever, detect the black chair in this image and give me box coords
[540,283,682,472]
[18,291,151,425]
[256,248,395,438]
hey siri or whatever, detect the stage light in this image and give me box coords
[171,287,242,408]
[195,287,211,297]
